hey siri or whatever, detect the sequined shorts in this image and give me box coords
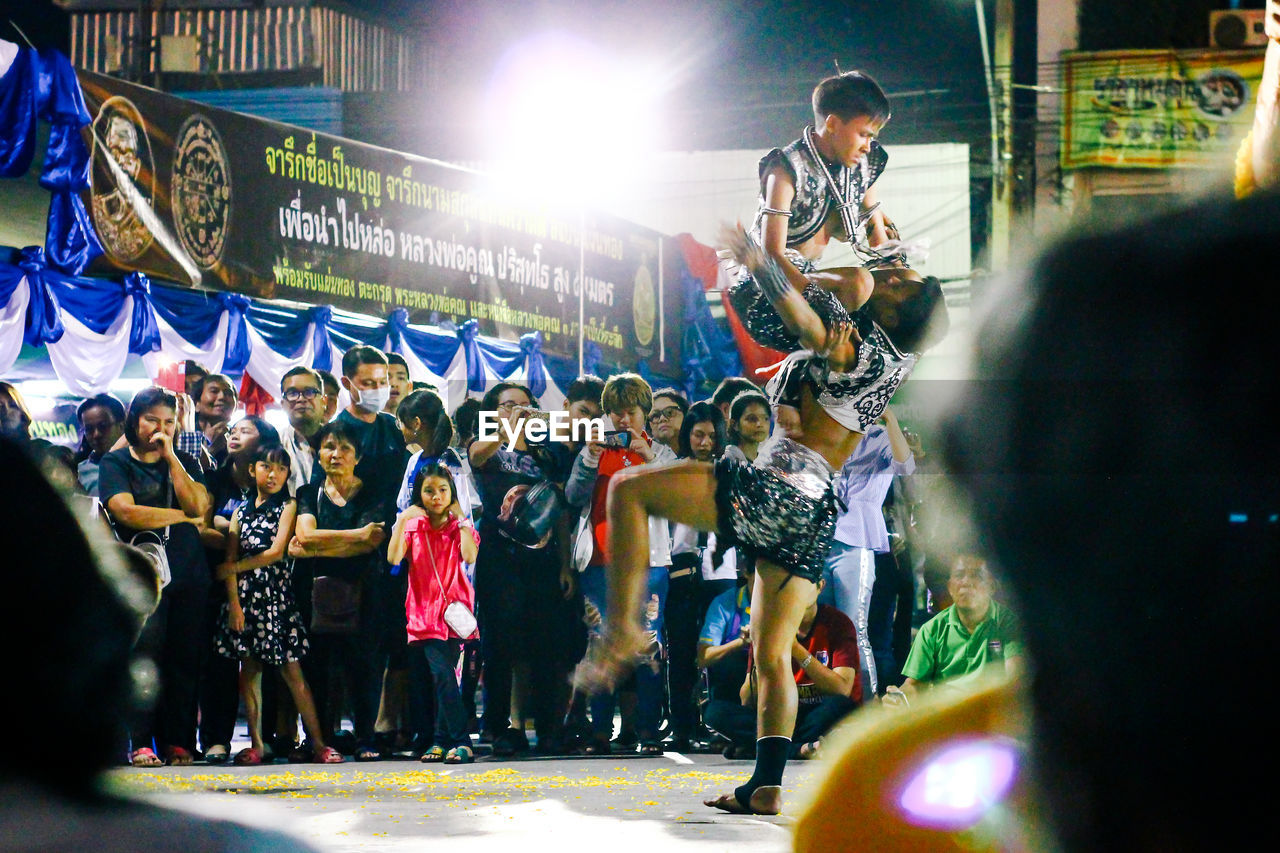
[727,255,853,352]
[712,439,839,584]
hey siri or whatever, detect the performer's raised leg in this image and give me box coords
[574,460,720,689]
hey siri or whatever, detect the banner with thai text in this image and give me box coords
[75,71,679,372]
[1061,48,1263,170]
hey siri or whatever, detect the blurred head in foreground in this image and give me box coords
[943,191,1278,849]
[0,438,156,796]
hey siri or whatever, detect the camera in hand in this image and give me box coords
[603,430,632,449]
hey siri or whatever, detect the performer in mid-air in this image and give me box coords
[575,71,949,817]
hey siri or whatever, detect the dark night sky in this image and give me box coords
[359,0,995,156]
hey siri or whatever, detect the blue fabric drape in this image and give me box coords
[679,256,741,397]
[456,319,485,392]
[38,50,101,275]
[244,301,310,358]
[15,246,64,346]
[388,308,460,376]
[0,48,40,177]
[218,292,252,375]
[519,331,547,398]
[544,353,581,397]
[151,287,228,347]
[308,305,334,372]
[477,334,523,383]
[327,308,387,354]
[122,272,160,354]
[583,340,603,378]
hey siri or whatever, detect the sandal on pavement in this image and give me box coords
[233,747,263,766]
[420,745,446,763]
[163,746,194,766]
[583,736,611,756]
[204,745,230,765]
[354,745,382,762]
[638,741,664,756]
[313,745,344,764]
[130,747,162,768]
[444,745,474,764]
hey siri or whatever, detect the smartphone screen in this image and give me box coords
[604,430,632,448]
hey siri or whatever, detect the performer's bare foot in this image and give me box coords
[704,785,782,816]
[572,626,646,694]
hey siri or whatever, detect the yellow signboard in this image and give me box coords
[1062,49,1263,170]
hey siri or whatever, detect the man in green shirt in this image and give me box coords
[895,556,1021,699]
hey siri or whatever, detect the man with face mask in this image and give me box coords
[336,346,410,758]
[336,346,408,509]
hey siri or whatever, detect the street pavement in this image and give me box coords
[108,751,822,852]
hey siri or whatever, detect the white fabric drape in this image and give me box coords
[0,276,30,377]
[141,310,230,383]
[45,295,134,395]
[243,322,317,397]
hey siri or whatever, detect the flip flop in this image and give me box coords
[164,746,194,766]
[233,747,263,766]
[797,740,821,760]
[204,745,230,764]
[313,745,344,764]
[130,747,162,768]
[420,746,446,763]
[444,745,474,764]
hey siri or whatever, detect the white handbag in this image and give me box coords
[571,504,594,572]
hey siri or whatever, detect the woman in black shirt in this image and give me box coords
[99,387,211,767]
[289,420,388,760]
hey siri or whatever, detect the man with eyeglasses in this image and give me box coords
[646,388,688,456]
[278,366,329,494]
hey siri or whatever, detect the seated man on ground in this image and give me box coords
[698,561,754,757]
[887,555,1021,705]
[702,577,860,759]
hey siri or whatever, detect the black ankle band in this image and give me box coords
[735,735,790,806]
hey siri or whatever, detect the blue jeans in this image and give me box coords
[579,564,668,741]
[819,541,877,700]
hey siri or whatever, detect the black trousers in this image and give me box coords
[198,588,239,751]
[664,575,736,739]
[305,584,381,746]
[475,533,584,738]
[409,640,469,750]
[131,578,209,754]
[703,693,857,758]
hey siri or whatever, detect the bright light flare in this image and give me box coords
[481,32,670,208]
[898,737,1019,829]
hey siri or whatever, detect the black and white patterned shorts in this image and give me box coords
[712,442,838,584]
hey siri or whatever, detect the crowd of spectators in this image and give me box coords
[2,349,1017,767]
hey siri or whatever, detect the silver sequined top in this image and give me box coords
[753,132,888,246]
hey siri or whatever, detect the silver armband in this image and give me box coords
[759,207,793,217]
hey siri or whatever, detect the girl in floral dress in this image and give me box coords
[214,445,342,765]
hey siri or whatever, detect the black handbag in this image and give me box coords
[311,575,361,634]
[497,480,566,549]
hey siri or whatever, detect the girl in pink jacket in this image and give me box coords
[388,462,479,763]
